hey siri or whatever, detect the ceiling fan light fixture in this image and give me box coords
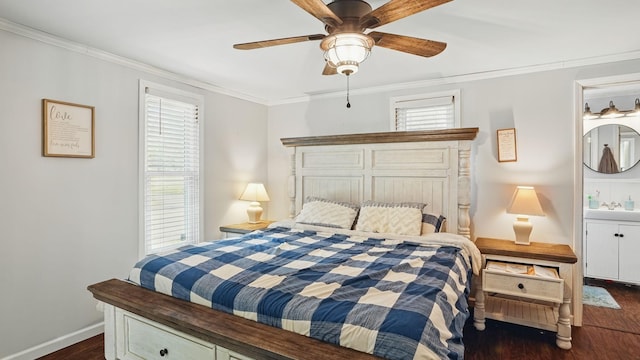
[336,61,359,75]
[234,0,451,81]
[321,33,373,75]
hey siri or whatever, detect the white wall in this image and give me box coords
[0,29,267,358]
[267,59,640,245]
[205,94,269,235]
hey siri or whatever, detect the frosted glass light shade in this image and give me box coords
[321,33,373,75]
[507,186,544,245]
[240,183,270,223]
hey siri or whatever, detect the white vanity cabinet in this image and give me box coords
[619,223,640,284]
[584,219,640,285]
[584,221,619,280]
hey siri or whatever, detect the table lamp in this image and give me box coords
[240,183,270,223]
[507,186,545,245]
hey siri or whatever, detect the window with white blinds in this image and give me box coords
[390,90,460,131]
[140,81,203,255]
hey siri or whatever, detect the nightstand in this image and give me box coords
[473,237,578,350]
[219,221,274,238]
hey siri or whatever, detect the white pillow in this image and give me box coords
[355,201,424,236]
[295,197,359,229]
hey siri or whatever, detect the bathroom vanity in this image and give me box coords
[583,208,640,285]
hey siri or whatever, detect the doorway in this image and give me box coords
[576,74,640,327]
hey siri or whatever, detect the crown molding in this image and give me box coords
[0,18,267,105]
[3,17,640,107]
[269,50,640,106]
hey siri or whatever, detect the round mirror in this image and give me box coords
[583,124,640,173]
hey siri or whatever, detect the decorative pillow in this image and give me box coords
[421,212,446,235]
[355,201,424,236]
[295,197,359,229]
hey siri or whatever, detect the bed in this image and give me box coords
[88,128,479,360]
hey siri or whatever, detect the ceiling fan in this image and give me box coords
[233,0,452,77]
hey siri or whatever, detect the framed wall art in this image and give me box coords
[497,128,517,162]
[42,99,95,158]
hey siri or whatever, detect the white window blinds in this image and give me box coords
[142,86,202,255]
[391,91,459,131]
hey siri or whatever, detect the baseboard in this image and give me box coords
[2,322,103,360]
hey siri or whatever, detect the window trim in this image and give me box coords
[138,80,205,258]
[389,89,461,131]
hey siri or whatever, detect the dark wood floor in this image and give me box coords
[39,278,640,360]
[464,278,640,360]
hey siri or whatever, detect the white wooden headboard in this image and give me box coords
[281,128,478,238]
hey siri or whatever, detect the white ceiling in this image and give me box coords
[1,0,639,104]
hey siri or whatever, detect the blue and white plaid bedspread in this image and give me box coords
[129,226,473,359]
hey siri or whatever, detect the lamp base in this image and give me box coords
[246,201,263,224]
[513,215,533,245]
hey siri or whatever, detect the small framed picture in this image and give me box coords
[43,99,95,158]
[497,128,517,162]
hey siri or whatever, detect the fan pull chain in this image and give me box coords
[346,74,351,108]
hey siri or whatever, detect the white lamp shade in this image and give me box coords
[240,183,270,202]
[507,186,544,245]
[240,183,269,223]
[507,186,544,216]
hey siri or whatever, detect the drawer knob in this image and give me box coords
[160,348,169,357]
[517,283,524,290]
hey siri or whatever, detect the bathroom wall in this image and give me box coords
[583,87,640,208]
[584,179,640,209]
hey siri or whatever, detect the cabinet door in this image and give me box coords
[585,222,619,279]
[619,224,640,284]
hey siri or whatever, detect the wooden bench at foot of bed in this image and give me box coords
[88,279,380,360]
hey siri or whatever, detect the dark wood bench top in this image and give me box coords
[88,279,380,360]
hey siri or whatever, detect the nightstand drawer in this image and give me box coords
[483,270,563,303]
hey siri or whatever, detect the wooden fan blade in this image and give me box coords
[360,0,452,29]
[234,34,325,50]
[322,63,338,75]
[291,0,343,28]
[369,31,446,57]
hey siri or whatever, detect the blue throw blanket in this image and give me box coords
[129,226,472,359]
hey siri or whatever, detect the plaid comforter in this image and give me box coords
[129,225,477,359]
